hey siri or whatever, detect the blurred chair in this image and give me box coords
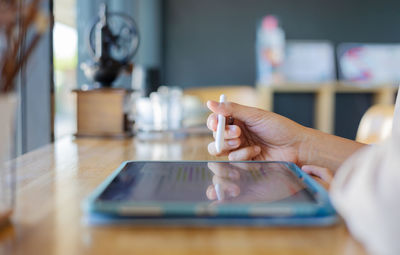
[184,86,260,107]
[356,104,395,144]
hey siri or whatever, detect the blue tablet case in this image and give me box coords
[84,161,338,226]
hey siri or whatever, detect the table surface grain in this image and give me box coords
[0,136,367,255]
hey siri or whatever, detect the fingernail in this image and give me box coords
[228,140,238,146]
[228,126,237,135]
[254,146,261,153]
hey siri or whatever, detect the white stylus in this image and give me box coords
[215,94,226,154]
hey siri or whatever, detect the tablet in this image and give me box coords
[85,161,337,226]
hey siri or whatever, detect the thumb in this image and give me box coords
[206,100,265,123]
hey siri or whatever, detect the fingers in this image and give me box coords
[212,126,241,139]
[301,165,333,183]
[208,139,241,156]
[207,100,262,122]
[207,162,240,180]
[206,185,217,200]
[207,114,241,138]
[212,175,240,196]
[207,113,218,131]
[228,146,261,161]
[206,176,240,200]
[207,185,238,201]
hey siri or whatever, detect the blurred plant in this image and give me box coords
[0,0,48,94]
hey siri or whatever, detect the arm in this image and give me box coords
[300,127,366,172]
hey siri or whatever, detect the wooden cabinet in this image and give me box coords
[73,88,133,138]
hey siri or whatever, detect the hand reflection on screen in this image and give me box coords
[205,162,303,204]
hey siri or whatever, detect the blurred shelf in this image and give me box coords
[256,82,398,134]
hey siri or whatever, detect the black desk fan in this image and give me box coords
[81,3,140,87]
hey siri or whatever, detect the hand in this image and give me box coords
[205,162,303,203]
[301,165,333,190]
[207,100,310,165]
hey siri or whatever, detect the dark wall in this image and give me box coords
[163,0,400,86]
[162,0,400,139]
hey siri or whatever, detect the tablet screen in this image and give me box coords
[98,162,315,204]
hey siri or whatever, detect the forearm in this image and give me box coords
[299,127,366,172]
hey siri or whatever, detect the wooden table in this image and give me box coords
[0,136,367,255]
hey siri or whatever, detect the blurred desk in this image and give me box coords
[0,136,367,255]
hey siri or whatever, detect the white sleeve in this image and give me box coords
[330,88,400,255]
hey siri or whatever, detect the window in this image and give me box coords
[53,0,77,139]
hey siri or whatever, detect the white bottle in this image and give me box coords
[256,15,285,85]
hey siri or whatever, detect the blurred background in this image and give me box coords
[17,0,400,154]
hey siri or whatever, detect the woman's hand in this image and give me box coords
[207,100,365,171]
[207,100,311,165]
